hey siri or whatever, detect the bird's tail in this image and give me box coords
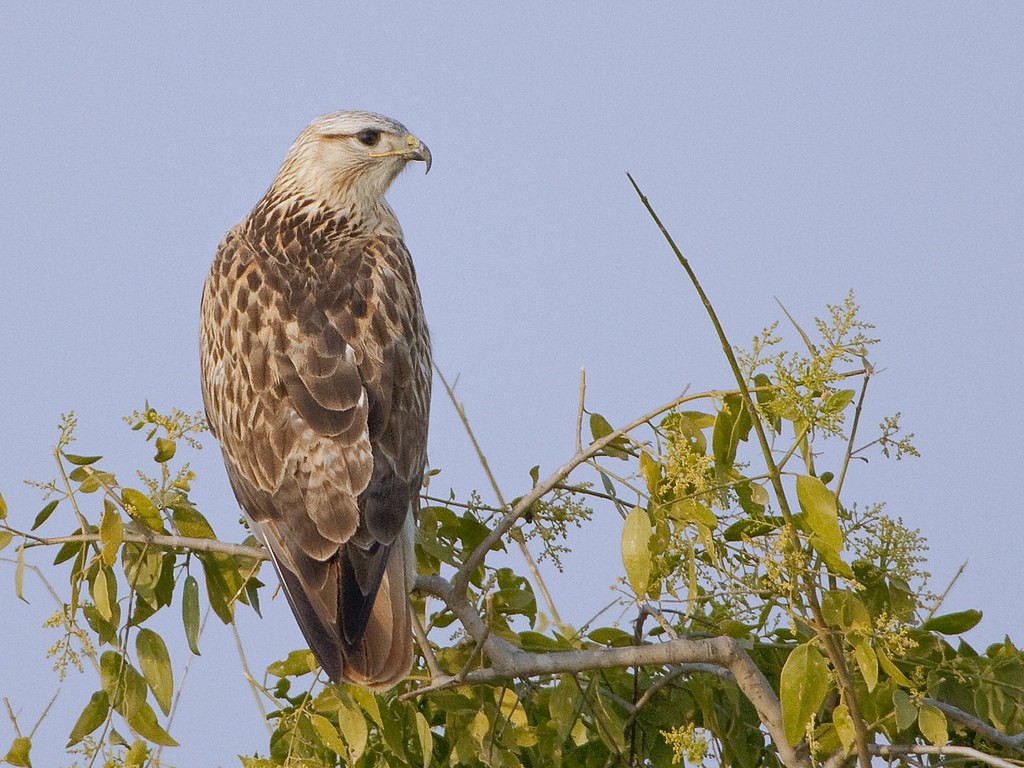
[338,515,415,689]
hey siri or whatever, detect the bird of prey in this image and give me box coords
[199,111,432,689]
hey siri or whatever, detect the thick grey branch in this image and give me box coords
[415,575,810,768]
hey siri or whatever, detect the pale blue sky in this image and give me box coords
[1,4,1022,765]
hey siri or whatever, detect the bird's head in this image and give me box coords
[277,111,431,215]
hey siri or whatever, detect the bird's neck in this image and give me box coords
[246,180,404,257]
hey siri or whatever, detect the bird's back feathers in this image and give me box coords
[200,122,430,688]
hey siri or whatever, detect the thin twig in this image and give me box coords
[835,361,873,500]
[576,368,587,454]
[434,364,565,629]
[410,609,445,681]
[925,561,968,621]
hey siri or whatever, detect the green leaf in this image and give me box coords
[588,627,634,647]
[667,498,718,529]
[753,373,782,432]
[621,506,652,597]
[171,506,216,539]
[853,640,878,692]
[876,646,912,687]
[63,453,103,466]
[310,713,347,756]
[921,609,982,635]
[415,711,433,768]
[892,689,917,732]
[0,490,7,519]
[549,677,579,741]
[722,516,782,541]
[52,535,82,564]
[154,437,176,462]
[30,500,59,531]
[182,575,201,655]
[589,413,628,459]
[266,649,317,678]
[348,687,382,730]
[3,736,31,767]
[100,504,124,566]
[823,389,856,414]
[336,700,368,761]
[832,702,855,753]
[120,488,164,532]
[712,394,750,469]
[93,567,113,621]
[0,531,12,553]
[136,629,174,716]
[639,451,661,495]
[796,474,844,555]
[125,700,179,747]
[124,740,148,768]
[780,642,831,746]
[67,690,111,747]
[918,702,947,745]
[821,591,870,631]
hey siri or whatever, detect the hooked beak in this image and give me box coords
[404,134,432,173]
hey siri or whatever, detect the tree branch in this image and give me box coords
[871,743,1019,768]
[19,530,268,561]
[415,575,810,768]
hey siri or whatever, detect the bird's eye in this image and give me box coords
[356,129,382,147]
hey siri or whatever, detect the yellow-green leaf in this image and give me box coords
[893,689,917,732]
[821,591,870,631]
[182,575,201,655]
[93,567,114,621]
[621,506,652,597]
[125,700,178,747]
[832,702,855,753]
[853,640,878,692]
[3,736,31,767]
[336,700,368,761]
[67,690,110,747]
[918,702,948,746]
[780,642,831,746]
[124,740,148,768]
[154,437,176,463]
[171,506,216,539]
[668,498,718,529]
[63,453,103,466]
[136,629,174,716]
[348,687,382,729]
[415,711,432,768]
[310,713,346,756]
[0,490,7,519]
[121,488,164,532]
[876,646,912,687]
[639,451,661,495]
[0,531,12,553]
[796,475,843,555]
[100,505,124,566]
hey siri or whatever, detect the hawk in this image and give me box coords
[199,111,432,689]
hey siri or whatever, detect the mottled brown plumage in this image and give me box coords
[200,111,431,688]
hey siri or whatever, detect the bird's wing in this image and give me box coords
[200,225,427,687]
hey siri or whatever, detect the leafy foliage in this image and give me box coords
[2,234,1023,768]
